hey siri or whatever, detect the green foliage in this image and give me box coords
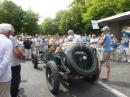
[41,0,86,35]
[41,17,57,35]
[23,10,39,35]
[116,0,130,12]
[58,10,72,34]
[0,0,25,33]
[81,0,130,34]
[83,0,117,21]
[1,0,130,35]
[0,0,39,35]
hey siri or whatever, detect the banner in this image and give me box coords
[91,20,99,29]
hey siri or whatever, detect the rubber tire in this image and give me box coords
[33,57,38,68]
[46,61,60,94]
[67,45,97,76]
[31,53,38,68]
[84,66,99,83]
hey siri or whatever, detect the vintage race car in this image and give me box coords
[45,43,99,94]
[32,43,99,94]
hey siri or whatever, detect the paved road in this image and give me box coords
[19,61,130,97]
[100,61,130,97]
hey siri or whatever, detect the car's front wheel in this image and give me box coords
[84,64,99,83]
[46,61,60,94]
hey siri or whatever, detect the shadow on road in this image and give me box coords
[53,80,115,97]
[21,80,27,83]
[105,80,130,89]
[19,88,27,97]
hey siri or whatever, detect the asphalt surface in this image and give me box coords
[19,61,130,97]
[100,61,130,97]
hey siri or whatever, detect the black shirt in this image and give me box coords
[23,40,32,49]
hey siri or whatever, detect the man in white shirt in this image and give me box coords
[90,34,98,44]
[57,30,82,52]
[0,23,15,97]
[33,35,42,56]
[68,30,82,43]
[90,34,99,48]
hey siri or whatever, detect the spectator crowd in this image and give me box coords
[1,23,130,97]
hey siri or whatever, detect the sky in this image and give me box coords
[8,0,74,23]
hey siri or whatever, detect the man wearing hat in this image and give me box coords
[0,23,14,97]
[56,30,82,52]
[100,26,112,81]
[67,30,82,43]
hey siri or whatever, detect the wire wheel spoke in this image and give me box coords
[74,50,93,71]
[47,69,54,88]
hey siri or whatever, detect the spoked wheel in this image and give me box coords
[67,46,97,76]
[46,61,60,94]
[74,50,93,70]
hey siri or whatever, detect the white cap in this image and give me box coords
[68,30,74,34]
[0,23,14,34]
[101,26,110,32]
[111,34,114,37]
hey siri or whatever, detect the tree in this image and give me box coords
[40,0,87,35]
[0,0,25,34]
[82,0,130,34]
[57,1,86,35]
[54,10,65,35]
[58,10,72,34]
[23,10,39,35]
[41,17,57,35]
[0,0,40,35]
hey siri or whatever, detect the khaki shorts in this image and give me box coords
[0,81,11,97]
[102,52,111,62]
